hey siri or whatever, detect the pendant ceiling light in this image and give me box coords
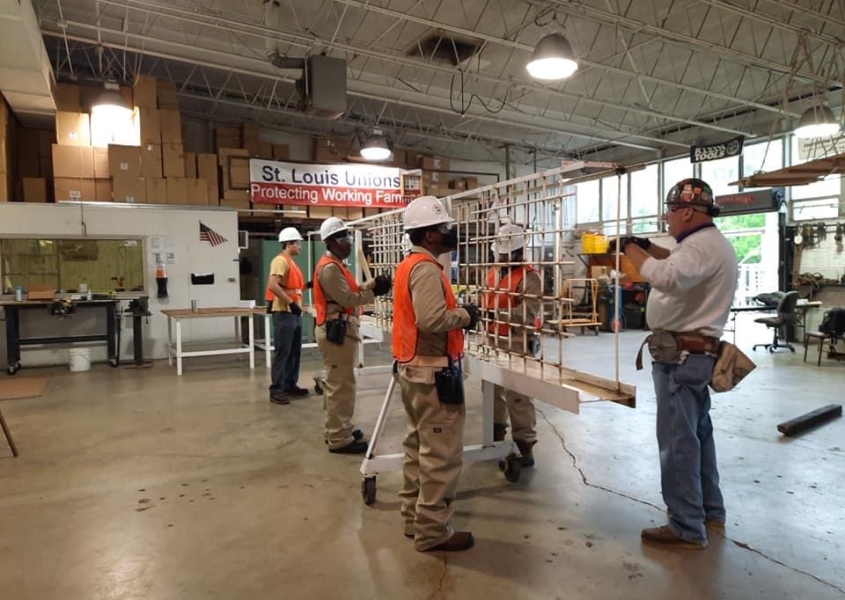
[91,82,132,119]
[794,104,840,139]
[360,130,392,161]
[526,33,578,81]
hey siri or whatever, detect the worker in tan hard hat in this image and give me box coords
[266,227,309,404]
[393,195,479,552]
[482,224,542,466]
[313,217,392,454]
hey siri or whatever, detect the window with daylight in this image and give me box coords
[601,175,628,223]
[700,155,740,197]
[662,157,693,197]
[575,179,600,225]
[742,139,783,182]
[630,164,660,234]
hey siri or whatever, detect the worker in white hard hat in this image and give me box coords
[393,195,479,552]
[313,217,392,454]
[481,223,542,466]
[266,226,310,404]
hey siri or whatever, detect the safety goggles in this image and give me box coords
[435,223,455,234]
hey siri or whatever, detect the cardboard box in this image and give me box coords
[241,122,260,143]
[156,80,178,109]
[219,148,250,193]
[93,147,110,179]
[346,207,364,220]
[159,109,182,143]
[141,144,163,178]
[95,179,113,202]
[55,112,91,146]
[145,178,168,204]
[215,127,240,151]
[133,75,157,109]
[138,109,161,144]
[185,178,208,205]
[420,156,449,172]
[113,175,146,203]
[590,266,609,279]
[162,143,185,178]
[220,198,250,211]
[23,178,48,202]
[272,144,289,160]
[184,151,197,178]
[54,178,96,201]
[244,140,273,158]
[52,145,94,178]
[309,206,333,219]
[54,83,81,112]
[166,177,188,204]
[222,188,249,202]
[107,145,142,179]
[449,178,467,191]
[207,182,220,205]
[314,138,350,163]
[465,176,479,190]
[197,153,217,181]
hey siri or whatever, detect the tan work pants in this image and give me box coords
[397,366,465,551]
[315,325,359,449]
[493,386,537,444]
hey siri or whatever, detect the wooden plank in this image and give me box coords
[777,404,842,436]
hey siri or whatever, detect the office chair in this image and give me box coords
[752,290,800,353]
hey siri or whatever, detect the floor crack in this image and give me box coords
[537,408,845,595]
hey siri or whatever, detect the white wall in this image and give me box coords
[0,203,241,367]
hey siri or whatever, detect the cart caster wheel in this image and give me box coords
[499,454,522,483]
[314,378,324,395]
[109,358,119,368]
[361,477,376,505]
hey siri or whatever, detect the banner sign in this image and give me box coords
[690,136,744,163]
[249,159,414,208]
[717,187,784,216]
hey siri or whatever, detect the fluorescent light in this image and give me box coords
[794,105,840,138]
[361,132,392,161]
[526,33,578,81]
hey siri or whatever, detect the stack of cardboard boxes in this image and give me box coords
[0,98,12,202]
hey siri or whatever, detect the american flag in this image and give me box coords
[199,222,227,247]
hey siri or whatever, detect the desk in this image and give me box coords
[1,299,118,375]
[162,307,266,376]
[726,301,822,343]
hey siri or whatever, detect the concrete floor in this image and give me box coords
[0,317,843,600]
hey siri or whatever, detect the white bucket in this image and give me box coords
[68,347,92,372]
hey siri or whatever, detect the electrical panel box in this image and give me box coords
[305,56,347,119]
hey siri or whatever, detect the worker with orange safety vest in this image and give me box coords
[482,224,542,467]
[393,196,479,553]
[266,227,310,404]
[313,217,392,454]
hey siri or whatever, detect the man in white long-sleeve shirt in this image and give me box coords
[616,178,737,550]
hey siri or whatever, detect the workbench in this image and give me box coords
[1,299,119,375]
[161,307,267,376]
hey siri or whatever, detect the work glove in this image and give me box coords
[289,303,303,316]
[372,274,392,297]
[608,236,651,254]
[463,303,480,330]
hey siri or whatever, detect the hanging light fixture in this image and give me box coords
[90,81,136,147]
[794,104,840,138]
[360,130,392,161]
[91,81,132,120]
[526,33,578,81]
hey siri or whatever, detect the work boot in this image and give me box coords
[269,391,290,405]
[516,440,536,468]
[285,385,310,397]
[423,532,475,552]
[641,525,706,550]
[324,429,364,445]
[493,423,508,442]
[328,439,368,454]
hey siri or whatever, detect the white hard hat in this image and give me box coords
[491,224,526,255]
[403,195,455,232]
[320,217,349,241]
[278,227,303,243]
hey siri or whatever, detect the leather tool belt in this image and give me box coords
[636,330,722,370]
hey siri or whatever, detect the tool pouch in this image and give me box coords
[325,318,348,345]
[648,330,681,363]
[435,358,465,405]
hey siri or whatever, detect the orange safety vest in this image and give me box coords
[482,266,537,336]
[313,254,358,326]
[393,252,463,363]
[265,252,305,305]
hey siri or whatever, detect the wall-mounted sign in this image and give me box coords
[690,136,745,163]
[249,159,416,208]
[717,187,784,216]
[797,136,845,161]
